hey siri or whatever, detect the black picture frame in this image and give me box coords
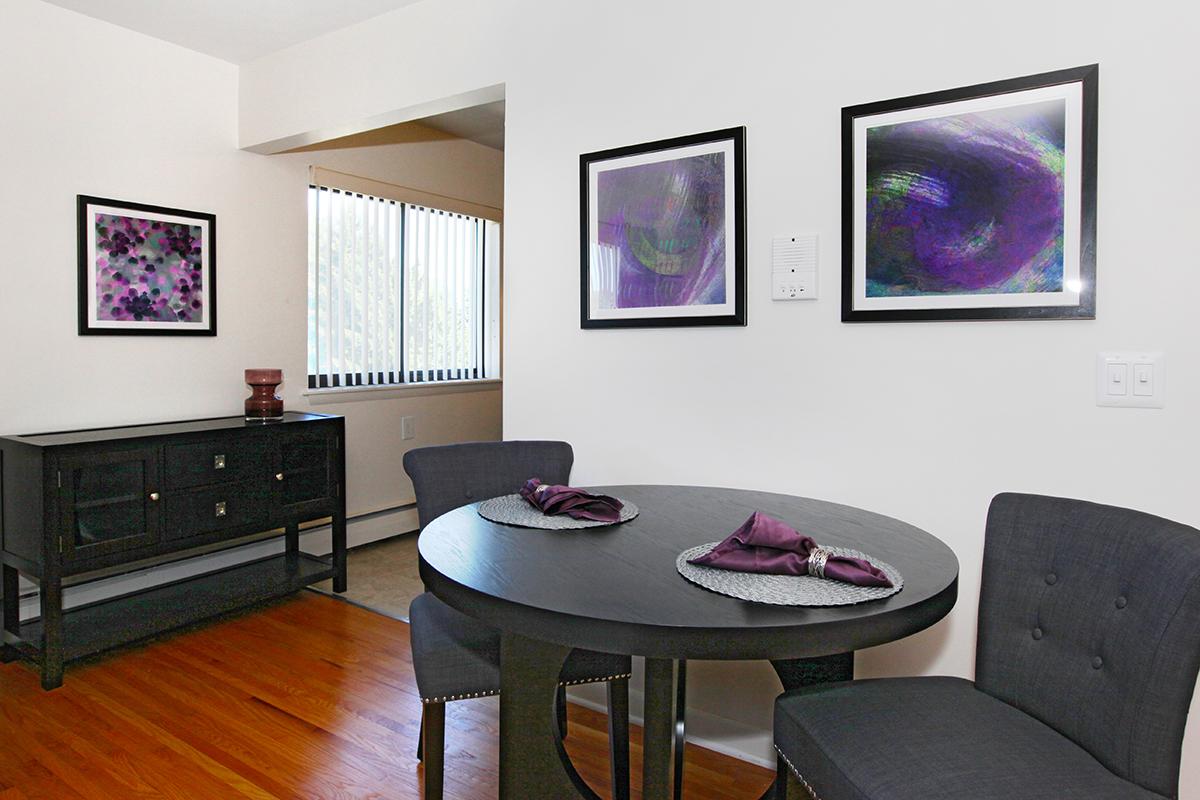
[580,126,746,329]
[77,195,217,336]
[841,64,1098,322]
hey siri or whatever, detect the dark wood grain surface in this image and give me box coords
[419,485,959,660]
[6,411,334,447]
[1,413,346,689]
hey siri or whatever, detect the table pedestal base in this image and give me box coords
[497,635,853,800]
[761,653,855,800]
[499,632,603,800]
[642,658,685,799]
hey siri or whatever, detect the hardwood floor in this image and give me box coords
[0,591,775,799]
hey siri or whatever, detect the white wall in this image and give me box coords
[0,0,503,524]
[239,0,1200,790]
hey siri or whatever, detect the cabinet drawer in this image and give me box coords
[163,484,269,541]
[165,440,268,489]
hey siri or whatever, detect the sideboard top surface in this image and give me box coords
[4,411,341,448]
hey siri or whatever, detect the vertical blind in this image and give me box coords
[307,184,494,388]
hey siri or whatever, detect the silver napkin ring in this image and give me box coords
[807,546,833,579]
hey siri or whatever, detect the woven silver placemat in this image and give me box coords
[477,493,639,530]
[675,543,903,606]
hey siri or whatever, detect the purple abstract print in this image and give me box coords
[865,98,1066,297]
[93,213,204,323]
[596,152,726,309]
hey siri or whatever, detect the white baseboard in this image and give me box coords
[17,506,418,620]
[567,681,776,770]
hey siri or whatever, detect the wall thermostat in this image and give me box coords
[772,234,818,300]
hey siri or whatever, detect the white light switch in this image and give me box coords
[772,235,818,301]
[1133,363,1154,397]
[401,416,416,439]
[1105,362,1128,395]
[1097,352,1165,408]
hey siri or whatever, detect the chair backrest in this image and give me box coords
[403,440,574,530]
[976,493,1200,798]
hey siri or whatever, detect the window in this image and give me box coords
[307,180,500,389]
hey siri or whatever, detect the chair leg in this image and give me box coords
[607,677,631,800]
[773,754,789,799]
[786,769,807,799]
[421,701,445,800]
[556,684,569,739]
[776,755,807,800]
[416,705,425,760]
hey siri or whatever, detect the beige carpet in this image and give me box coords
[313,533,424,621]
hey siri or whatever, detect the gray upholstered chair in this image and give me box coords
[773,492,1200,800]
[404,441,632,800]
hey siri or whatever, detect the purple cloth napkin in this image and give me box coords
[687,511,893,587]
[519,478,624,522]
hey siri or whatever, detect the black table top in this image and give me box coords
[419,485,959,660]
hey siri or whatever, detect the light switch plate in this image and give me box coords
[401,416,416,439]
[1096,351,1165,408]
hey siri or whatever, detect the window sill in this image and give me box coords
[303,378,502,405]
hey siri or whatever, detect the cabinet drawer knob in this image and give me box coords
[149,492,160,501]
[275,472,285,481]
[215,501,227,518]
[214,454,226,470]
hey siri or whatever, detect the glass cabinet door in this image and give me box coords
[275,431,336,514]
[59,447,160,560]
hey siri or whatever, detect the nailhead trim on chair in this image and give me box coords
[774,746,822,800]
[420,673,632,704]
[558,672,633,687]
[422,689,500,704]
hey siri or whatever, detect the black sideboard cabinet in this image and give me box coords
[0,412,347,689]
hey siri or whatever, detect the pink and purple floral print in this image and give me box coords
[93,213,204,323]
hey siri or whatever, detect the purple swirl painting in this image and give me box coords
[596,152,727,309]
[865,98,1066,297]
[92,213,205,323]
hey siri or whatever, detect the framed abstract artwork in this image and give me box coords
[77,195,216,335]
[580,127,746,329]
[841,64,1098,322]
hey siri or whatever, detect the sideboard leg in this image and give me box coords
[1,564,19,662]
[39,572,63,690]
[284,523,300,572]
[332,511,347,593]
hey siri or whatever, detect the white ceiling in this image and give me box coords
[40,0,423,64]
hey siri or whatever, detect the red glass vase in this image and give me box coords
[245,369,284,421]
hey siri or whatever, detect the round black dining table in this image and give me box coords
[418,485,959,800]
